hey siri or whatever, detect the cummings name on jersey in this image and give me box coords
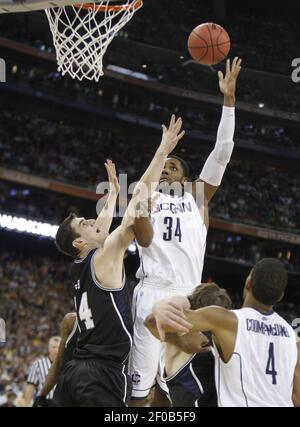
[246,319,290,337]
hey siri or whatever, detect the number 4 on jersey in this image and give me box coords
[174,218,182,242]
[79,292,95,330]
[266,342,277,385]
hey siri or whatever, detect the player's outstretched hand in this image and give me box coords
[104,159,120,194]
[218,57,242,98]
[159,115,185,156]
[152,299,193,341]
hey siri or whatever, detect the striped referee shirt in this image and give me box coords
[27,357,54,399]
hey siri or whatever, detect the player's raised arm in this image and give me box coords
[107,116,185,251]
[122,115,185,229]
[132,196,160,248]
[293,342,300,406]
[95,159,120,234]
[193,57,242,205]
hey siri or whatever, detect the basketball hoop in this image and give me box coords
[45,0,143,81]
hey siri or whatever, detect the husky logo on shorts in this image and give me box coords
[132,371,141,385]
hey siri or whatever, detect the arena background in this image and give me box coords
[0,0,299,406]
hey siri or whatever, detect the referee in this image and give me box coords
[23,336,61,407]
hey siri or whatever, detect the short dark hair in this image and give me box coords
[55,213,80,258]
[251,258,288,306]
[168,155,190,178]
[188,282,232,310]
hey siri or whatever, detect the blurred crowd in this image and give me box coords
[8,62,300,138]
[1,0,300,118]
[0,0,298,76]
[210,161,300,231]
[207,230,300,274]
[0,107,299,232]
[0,251,72,406]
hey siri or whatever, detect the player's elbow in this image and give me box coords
[133,221,153,248]
[137,238,152,248]
[136,231,153,248]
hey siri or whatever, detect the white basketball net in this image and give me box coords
[45,0,142,81]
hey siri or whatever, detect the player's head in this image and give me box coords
[159,155,190,186]
[48,336,61,362]
[55,213,109,258]
[244,258,288,307]
[188,282,232,310]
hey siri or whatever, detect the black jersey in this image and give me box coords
[72,249,133,364]
[61,321,79,370]
[166,351,217,407]
[52,322,79,406]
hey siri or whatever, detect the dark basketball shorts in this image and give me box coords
[166,356,217,407]
[53,358,132,407]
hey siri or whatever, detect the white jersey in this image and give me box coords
[136,191,207,290]
[214,307,298,407]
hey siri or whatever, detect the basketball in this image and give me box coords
[188,23,231,65]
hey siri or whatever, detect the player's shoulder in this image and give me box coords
[74,249,96,265]
[235,308,296,337]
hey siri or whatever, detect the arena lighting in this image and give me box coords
[0,214,58,239]
[106,64,149,81]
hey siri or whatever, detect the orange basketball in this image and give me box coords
[188,23,231,65]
